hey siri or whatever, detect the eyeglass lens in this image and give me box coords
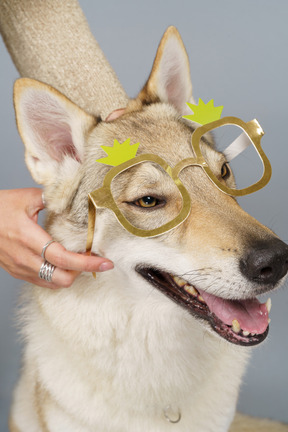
[110,162,184,230]
[201,124,264,191]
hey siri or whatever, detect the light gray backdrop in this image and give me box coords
[0,0,288,430]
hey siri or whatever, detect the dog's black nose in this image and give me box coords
[240,238,288,286]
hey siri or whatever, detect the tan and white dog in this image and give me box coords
[10,27,288,432]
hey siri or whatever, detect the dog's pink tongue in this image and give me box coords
[199,290,269,334]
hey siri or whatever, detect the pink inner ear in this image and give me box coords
[157,36,192,113]
[36,119,80,162]
[25,93,81,162]
[166,73,187,113]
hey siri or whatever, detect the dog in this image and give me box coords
[10,26,288,432]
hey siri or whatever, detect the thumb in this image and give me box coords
[25,188,45,222]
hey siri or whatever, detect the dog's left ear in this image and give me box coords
[14,78,97,212]
[136,26,194,114]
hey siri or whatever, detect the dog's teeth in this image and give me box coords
[266,298,272,314]
[268,318,271,324]
[184,285,198,296]
[198,295,205,303]
[173,276,187,287]
[242,330,250,337]
[232,319,241,334]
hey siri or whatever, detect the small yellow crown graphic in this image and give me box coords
[183,99,223,125]
[96,138,140,167]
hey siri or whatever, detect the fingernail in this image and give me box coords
[99,262,114,272]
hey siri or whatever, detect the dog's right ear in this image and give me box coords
[14,78,97,212]
[135,26,194,115]
[105,27,193,122]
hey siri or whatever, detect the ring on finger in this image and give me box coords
[41,240,56,260]
[39,260,56,283]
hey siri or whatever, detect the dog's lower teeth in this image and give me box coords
[184,285,198,296]
[232,319,241,334]
[168,272,267,342]
[231,320,252,337]
[173,276,187,287]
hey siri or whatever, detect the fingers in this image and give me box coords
[25,224,114,289]
[36,245,114,289]
[21,267,80,291]
[9,230,113,289]
[43,241,114,273]
[1,246,78,290]
[17,188,45,222]
[36,259,81,290]
[24,221,114,274]
[0,188,114,290]
[25,188,45,216]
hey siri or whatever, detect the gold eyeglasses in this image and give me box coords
[86,116,271,249]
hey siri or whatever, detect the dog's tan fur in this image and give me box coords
[10,27,288,432]
[231,414,288,432]
[8,420,20,432]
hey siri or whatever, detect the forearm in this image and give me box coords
[0,0,128,117]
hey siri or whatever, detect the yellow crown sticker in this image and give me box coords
[183,99,223,125]
[96,138,140,167]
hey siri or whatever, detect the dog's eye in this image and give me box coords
[221,162,230,180]
[134,196,160,208]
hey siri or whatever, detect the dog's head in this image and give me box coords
[14,27,288,347]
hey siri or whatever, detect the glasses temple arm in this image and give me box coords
[86,196,97,278]
[223,132,252,162]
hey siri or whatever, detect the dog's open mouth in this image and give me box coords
[136,267,271,346]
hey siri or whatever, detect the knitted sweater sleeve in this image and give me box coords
[0,0,128,117]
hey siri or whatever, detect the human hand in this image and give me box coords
[0,188,114,289]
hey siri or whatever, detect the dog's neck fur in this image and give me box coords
[0,0,128,118]
[19,269,249,431]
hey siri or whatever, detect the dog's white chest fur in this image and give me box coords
[12,272,249,432]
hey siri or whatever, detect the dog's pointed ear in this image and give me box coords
[14,78,97,212]
[137,26,194,114]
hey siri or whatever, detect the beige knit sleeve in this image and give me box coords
[0,0,128,118]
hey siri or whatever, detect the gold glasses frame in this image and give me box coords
[86,116,272,248]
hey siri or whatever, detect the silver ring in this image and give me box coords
[41,240,56,260]
[39,260,56,282]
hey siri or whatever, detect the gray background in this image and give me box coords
[1,0,288,429]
